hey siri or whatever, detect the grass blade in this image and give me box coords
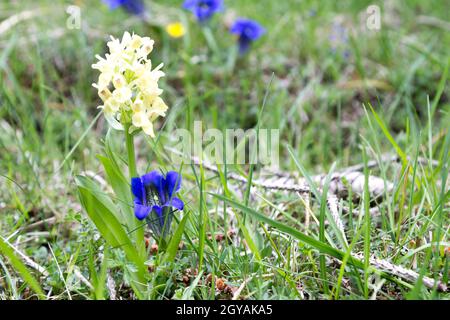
[0,236,45,299]
[164,213,190,264]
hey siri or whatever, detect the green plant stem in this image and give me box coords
[124,125,137,179]
[202,26,219,56]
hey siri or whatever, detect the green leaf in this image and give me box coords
[164,213,190,264]
[368,103,408,166]
[0,236,45,298]
[234,212,262,261]
[104,130,146,260]
[76,176,146,293]
[98,155,132,221]
[182,270,204,300]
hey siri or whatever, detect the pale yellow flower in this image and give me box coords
[98,87,111,102]
[131,111,147,127]
[112,87,132,104]
[103,98,120,114]
[166,22,186,39]
[142,122,155,137]
[92,32,168,137]
[132,99,144,113]
[150,97,168,116]
[129,34,143,50]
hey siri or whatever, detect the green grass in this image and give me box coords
[0,0,449,300]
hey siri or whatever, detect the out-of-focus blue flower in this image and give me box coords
[131,171,183,239]
[329,22,351,60]
[230,18,265,53]
[102,0,145,16]
[183,0,223,22]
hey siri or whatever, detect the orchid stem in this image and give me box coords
[125,125,137,179]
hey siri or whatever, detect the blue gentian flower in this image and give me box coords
[131,171,184,239]
[230,18,265,53]
[102,0,145,16]
[182,0,223,22]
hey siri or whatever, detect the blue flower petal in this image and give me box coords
[103,0,145,15]
[134,197,143,205]
[152,205,162,215]
[102,0,123,10]
[142,171,163,188]
[151,205,164,227]
[237,38,251,53]
[142,170,165,203]
[230,19,265,39]
[230,19,265,53]
[165,171,182,199]
[131,177,144,201]
[122,0,145,15]
[182,0,197,10]
[134,203,151,220]
[166,197,184,211]
[183,0,223,22]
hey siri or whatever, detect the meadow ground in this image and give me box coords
[0,0,449,300]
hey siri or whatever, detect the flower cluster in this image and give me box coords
[102,0,145,15]
[131,171,184,239]
[183,0,223,22]
[92,32,168,137]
